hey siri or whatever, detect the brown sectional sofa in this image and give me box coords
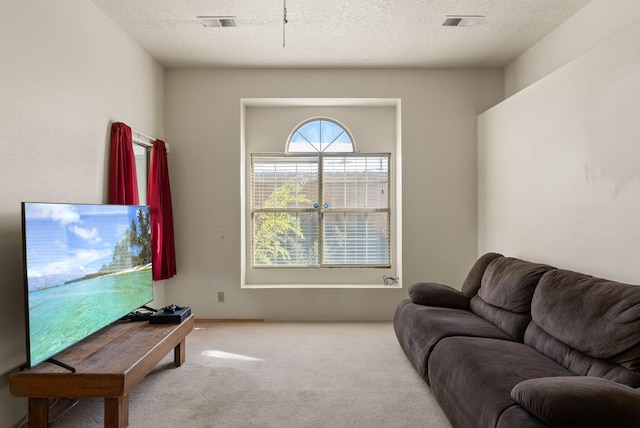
[394,253,640,428]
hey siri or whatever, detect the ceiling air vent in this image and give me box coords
[197,16,237,28]
[442,15,484,27]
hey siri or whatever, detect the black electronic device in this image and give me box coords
[149,305,191,324]
[121,306,156,322]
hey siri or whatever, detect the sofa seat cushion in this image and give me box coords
[394,300,512,381]
[428,336,573,428]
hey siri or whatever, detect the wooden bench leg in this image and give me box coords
[174,339,186,367]
[104,395,128,428]
[28,398,49,428]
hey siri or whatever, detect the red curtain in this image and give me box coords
[108,122,140,205]
[149,140,177,280]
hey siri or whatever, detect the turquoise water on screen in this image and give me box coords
[27,267,153,366]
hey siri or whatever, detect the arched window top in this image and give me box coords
[287,117,355,153]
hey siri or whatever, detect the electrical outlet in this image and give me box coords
[218,292,225,303]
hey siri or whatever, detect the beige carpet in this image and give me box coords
[47,321,452,428]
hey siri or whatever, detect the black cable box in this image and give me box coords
[149,306,191,324]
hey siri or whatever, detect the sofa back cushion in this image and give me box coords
[461,252,504,298]
[470,257,554,341]
[526,269,640,386]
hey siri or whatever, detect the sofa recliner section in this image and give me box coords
[394,253,640,428]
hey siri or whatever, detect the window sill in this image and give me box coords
[242,283,402,289]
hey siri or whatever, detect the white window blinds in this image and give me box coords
[251,153,390,267]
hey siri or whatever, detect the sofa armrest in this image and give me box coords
[511,376,640,428]
[408,282,470,309]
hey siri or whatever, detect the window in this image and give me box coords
[288,118,355,153]
[251,118,391,268]
[132,143,150,205]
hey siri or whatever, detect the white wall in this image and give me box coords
[0,1,165,426]
[479,7,640,283]
[164,68,504,321]
[505,0,640,96]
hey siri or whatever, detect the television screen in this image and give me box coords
[21,202,154,368]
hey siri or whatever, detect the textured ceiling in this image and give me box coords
[89,0,592,68]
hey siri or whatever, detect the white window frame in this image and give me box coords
[241,98,402,289]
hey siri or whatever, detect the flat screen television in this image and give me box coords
[21,202,154,369]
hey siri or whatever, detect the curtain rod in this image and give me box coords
[117,122,170,153]
[132,129,155,146]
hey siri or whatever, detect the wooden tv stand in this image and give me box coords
[10,315,195,428]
